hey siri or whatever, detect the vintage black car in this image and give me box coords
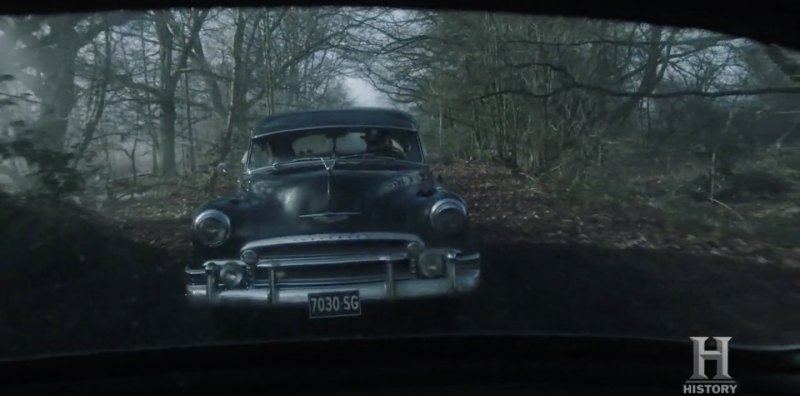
[185,108,481,318]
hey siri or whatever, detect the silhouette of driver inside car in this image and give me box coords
[362,129,406,160]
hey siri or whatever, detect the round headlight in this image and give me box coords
[430,198,468,236]
[219,262,245,288]
[418,250,445,278]
[194,209,231,247]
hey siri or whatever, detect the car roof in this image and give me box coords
[252,107,419,137]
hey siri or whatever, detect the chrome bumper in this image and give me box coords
[185,250,481,307]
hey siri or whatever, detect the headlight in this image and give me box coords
[194,209,231,247]
[430,198,468,235]
[418,250,445,278]
[219,261,245,288]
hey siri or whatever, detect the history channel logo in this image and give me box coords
[683,337,738,394]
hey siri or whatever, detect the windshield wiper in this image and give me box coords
[338,152,398,161]
[271,157,325,169]
[270,151,398,169]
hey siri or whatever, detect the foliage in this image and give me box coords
[0,138,84,199]
[1,8,800,265]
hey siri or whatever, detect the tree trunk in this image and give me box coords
[74,26,111,166]
[207,9,248,194]
[159,98,178,177]
[152,9,207,177]
[2,14,135,152]
[184,71,196,171]
[155,11,177,177]
[130,137,139,189]
[607,26,669,124]
[189,34,227,118]
[102,135,112,187]
[13,16,80,152]
[438,103,443,153]
[148,125,160,175]
[32,40,78,152]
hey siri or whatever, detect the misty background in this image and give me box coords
[0,7,799,245]
[1,7,800,357]
[343,77,391,107]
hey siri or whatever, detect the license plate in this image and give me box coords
[308,290,361,319]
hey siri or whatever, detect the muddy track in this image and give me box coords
[473,242,800,342]
[2,225,799,359]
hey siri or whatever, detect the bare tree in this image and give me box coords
[0,13,138,151]
[112,9,208,177]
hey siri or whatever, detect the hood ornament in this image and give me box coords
[320,156,336,212]
[300,156,354,224]
[320,156,336,171]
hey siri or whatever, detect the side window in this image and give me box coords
[249,141,273,168]
[401,133,423,162]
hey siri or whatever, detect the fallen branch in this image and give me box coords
[515,172,545,195]
[708,197,749,225]
[0,91,39,104]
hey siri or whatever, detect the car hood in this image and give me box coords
[244,160,430,217]
[201,160,444,248]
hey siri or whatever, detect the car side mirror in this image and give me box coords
[217,162,231,175]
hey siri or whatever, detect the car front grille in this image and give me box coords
[243,233,420,287]
[252,240,408,260]
[254,260,414,286]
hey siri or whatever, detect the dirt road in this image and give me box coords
[2,224,798,359]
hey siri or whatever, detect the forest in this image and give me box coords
[1,7,800,355]
[2,7,799,259]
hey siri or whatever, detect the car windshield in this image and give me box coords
[248,128,423,169]
[1,6,800,362]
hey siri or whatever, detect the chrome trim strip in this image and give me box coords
[203,260,245,267]
[243,138,254,173]
[415,131,427,164]
[385,261,395,299]
[446,252,458,294]
[186,285,206,297]
[241,232,424,251]
[205,264,217,300]
[193,251,472,273]
[299,212,361,218]
[253,272,414,287]
[430,198,468,224]
[454,252,480,262]
[269,268,278,304]
[429,198,469,235]
[256,251,408,267]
